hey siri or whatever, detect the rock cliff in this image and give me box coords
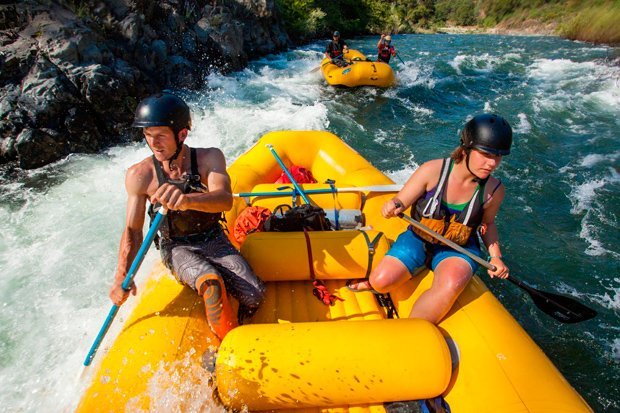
[0,0,289,168]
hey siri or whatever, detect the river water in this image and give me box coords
[0,34,618,412]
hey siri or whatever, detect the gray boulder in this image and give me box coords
[0,0,290,169]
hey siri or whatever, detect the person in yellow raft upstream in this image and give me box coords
[348,114,511,324]
[377,34,397,63]
[325,30,349,67]
[108,92,266,343]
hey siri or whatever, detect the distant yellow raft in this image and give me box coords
[321,49,395,88]
[76,130,592,413]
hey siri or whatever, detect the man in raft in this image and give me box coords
[325,30,349,67]
[109,93,265,341]
[377,34,397,63]
[349,114,511,324]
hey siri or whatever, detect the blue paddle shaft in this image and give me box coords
[266,145,312,205]
[83,208,167,366]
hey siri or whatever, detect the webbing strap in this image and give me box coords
[359,230,384,278]
[358,230,399,319]
[326,179,339,230]
[302,229,343,306]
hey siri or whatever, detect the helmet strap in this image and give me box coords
[166,133,183,168]
[464,149,484,183]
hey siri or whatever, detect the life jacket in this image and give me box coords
[148,148,222,241]
[327,40,345,58]
[378,44,393,63]
[411,158,489,246]
[275,165,317,184]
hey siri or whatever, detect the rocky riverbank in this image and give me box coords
[0,0,289,169]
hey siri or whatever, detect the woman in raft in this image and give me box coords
[349,114,512,324]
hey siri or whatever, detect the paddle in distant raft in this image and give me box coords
[398,213,597,324]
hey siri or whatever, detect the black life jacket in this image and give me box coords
[148,148,222,240]
[327,40,345,58]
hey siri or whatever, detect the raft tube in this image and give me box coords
[215,319,452,410]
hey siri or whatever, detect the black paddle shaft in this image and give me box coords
[398,213,597,324]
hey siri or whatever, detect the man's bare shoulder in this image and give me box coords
[194,147,226,170]
[126,156,155,195]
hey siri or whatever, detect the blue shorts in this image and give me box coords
[386,228,482,274]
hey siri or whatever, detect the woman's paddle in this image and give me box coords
[82,208,167,367]
[398,213,597,324]
[395,53,406,65]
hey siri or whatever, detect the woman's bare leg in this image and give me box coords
[409,258,472,324]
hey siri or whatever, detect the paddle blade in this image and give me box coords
[309,65,321,73]
[509,278,597,324]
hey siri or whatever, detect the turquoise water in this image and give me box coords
[0,34,618,412]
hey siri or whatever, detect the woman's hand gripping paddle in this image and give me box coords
[82,208,167,370]
[398,213,597,324]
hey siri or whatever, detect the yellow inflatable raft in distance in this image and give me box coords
[321,49,395,88]
[76,130,592,413]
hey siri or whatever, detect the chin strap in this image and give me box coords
[464,148,484,183]
[166,132,183,167]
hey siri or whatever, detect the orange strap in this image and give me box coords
[302,229,344,306]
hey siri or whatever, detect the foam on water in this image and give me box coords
[394,60,436,89]
[564,158,619,258]
[448,52,517,75]
[515,113,532,134]
[528,57,620,116]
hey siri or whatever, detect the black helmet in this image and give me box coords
[460,114,512,156]
[132,93,191,132]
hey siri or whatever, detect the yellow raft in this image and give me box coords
[321,49,395,88]
[77,131,592,412]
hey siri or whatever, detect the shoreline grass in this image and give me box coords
[559,5,620,45]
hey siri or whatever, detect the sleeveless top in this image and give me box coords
[148,148,222,240]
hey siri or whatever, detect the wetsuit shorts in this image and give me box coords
[160,226,265,310]
[386,228,482,274]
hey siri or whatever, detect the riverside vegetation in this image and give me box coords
[275,0,620,45]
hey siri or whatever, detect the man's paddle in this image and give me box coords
[309,58,336,73]
[234,184,403,198]
[265,144,312,205]
[398,213,597,324]
[82,208,167,367]
[396,53,406,65]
